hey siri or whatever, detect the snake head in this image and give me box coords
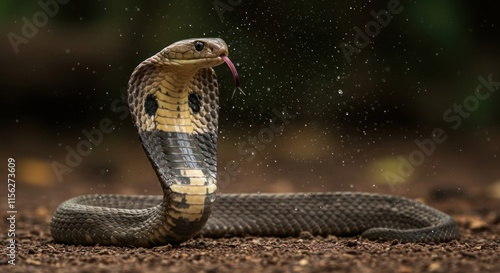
[127,38,237,133]
[160,38,229,68]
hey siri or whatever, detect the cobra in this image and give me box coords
[50,38,460,247]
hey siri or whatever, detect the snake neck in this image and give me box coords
[141,130,217,243]
[129,64,218,243]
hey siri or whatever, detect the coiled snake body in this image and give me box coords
[51,38,460,247]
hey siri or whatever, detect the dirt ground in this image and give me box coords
[0,196,499,273]
[1,130,500,273]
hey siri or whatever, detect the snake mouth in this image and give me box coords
[168,57,225,68]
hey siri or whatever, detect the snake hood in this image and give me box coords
[128,38,230,132]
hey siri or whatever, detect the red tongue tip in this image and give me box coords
[221,54,245,98]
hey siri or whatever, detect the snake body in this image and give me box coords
[50,38,460,247]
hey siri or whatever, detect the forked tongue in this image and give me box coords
[220,54,245,98]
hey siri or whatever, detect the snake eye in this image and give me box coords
[194,41,204,51]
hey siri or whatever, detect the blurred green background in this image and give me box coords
[1,0,499,199]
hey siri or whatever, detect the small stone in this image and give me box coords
[345,241,358,247]
[428,262,442,272]
[98,249,110,255]
[469,217,489,231]
[298,231,314,239]
[398,265,412,273]
[25,258,42,265]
